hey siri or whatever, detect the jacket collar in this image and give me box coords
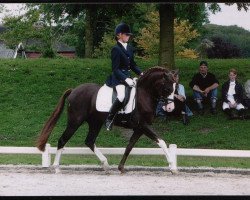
[117,42,130,56]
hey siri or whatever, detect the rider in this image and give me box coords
[105,22,143,131]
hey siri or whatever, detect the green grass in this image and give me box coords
[0,154,249,169]
[0,58,250,168]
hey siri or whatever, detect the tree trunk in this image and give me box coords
[159,3,175,69]
[85,6,95,58]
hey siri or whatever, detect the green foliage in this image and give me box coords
[135,11,200,58]
[0,4,5,13]
[0,10,41,49]
[206,36,241,59]
[0,5,59,58]
[202,24,250,58]
[93,33,115,58]
[175,3,209,30]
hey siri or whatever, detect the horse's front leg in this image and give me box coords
[118,127,143,173]
[142,124,178,174]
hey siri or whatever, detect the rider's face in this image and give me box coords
[118,33,130,43]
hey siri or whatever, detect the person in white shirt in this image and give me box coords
[222,68,246,119]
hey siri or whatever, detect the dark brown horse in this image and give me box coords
[36,66,178,173]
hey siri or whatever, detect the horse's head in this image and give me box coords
[137,67,178,112]
[159,70,178,112]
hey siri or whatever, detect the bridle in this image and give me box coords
[158,82,176,105]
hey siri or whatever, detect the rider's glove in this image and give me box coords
[125,78,135,87]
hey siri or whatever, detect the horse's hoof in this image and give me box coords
[55,167,61,174]
[53,165,61,174]
[118,165,125,174]
[170,169,178,175]
[102,160,110,171]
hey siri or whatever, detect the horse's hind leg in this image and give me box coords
[118,127,143,173]
[53,121,82,173]
[85,120,110,171]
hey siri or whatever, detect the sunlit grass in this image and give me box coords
[0,58,250,168]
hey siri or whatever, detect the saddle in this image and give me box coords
[96,80,137,114]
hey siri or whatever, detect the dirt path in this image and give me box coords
[0,165,250,196]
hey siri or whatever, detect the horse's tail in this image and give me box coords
[36,89,72,152]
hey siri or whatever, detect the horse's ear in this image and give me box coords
[164,72,170,80]
[168,69,179,81]
[174,69,179,76]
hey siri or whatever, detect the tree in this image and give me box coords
[158,3,250,69]
[0,9,42,49]
[0,4,4,13]
[159,4,174,68]
[39,3,140,58]
[135,11,199,59]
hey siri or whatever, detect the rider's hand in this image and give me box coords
[125,78,135,87]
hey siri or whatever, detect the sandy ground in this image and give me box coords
[0,165,250,196]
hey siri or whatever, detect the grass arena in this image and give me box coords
[1,58,250,196]
[0,165,250,196]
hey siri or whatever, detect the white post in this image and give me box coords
[169,144,177,171]
[42,143,51,167]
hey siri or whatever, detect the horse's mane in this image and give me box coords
[137,66,169,86]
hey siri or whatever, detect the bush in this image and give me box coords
[206,36,241,59]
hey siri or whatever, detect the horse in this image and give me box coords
[36,66,178,174]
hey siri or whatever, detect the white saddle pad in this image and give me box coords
[96,84,136,114]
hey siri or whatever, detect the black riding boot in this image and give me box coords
[105,98,123,131]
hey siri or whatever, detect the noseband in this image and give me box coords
[158,96,174,105]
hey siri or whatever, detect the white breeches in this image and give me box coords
[222,102,245,110]
[116,84,126,102]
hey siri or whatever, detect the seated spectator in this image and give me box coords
[222,69,246,119]
[244,79,250,109]
[156,72,193,125]
[189,61,219,115]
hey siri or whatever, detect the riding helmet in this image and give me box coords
[114,23,133,35]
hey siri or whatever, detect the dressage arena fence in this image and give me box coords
[0,144,250,169]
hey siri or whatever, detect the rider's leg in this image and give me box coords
[105,84,125,131]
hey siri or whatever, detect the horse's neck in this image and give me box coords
[137,87,158,113]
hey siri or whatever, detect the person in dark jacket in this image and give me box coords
[189,61,219,115]
[105,23,143,131]
[222,68,246,119]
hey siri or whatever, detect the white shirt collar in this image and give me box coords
[200,72,207,78]
[118,40,127,50]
